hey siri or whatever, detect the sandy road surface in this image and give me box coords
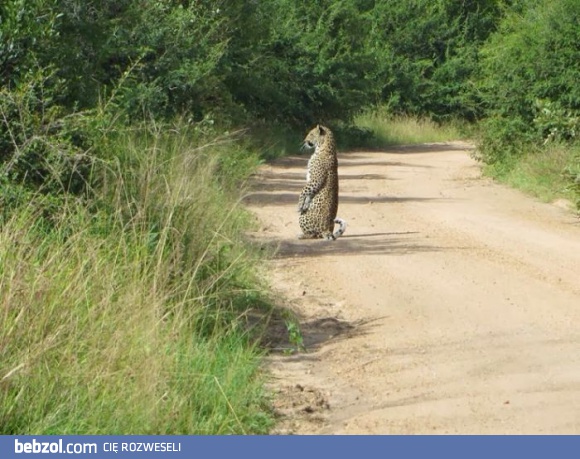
[244,143,580,434]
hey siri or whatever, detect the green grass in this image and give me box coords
[0,123,273,434]
[484,143,580,209]
[354,109,464,147]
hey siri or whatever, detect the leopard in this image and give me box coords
[297,124,347,240]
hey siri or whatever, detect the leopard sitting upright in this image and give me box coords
[297,124,347,240]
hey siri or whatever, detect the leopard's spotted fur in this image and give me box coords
[297,125,346,240]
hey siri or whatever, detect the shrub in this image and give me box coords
[533,100,580,144]
[369,0,502,120]
[0,69,95,199]
[476,0,580,163]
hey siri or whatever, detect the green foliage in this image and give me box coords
[368,0,503,120]
[476,0,580,163]
[474,115,533,166]
[1,0,387,133]
[221,0,381,125]
[0,125,273,434]
[563,148,580,209]
[0,0,60,86]
[0,0,511,155]
[1,0,395,208]
[533,100,580,144]
[113,2,231,120]
[284,320,305,354]
[471,0,580,207]
[0,69,97,198]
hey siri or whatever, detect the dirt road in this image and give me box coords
[244,142,580,434]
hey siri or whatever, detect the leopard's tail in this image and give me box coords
[333,218,347,239]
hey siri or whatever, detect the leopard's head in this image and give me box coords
[302,124,330,151]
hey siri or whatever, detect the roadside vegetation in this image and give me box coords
[1,0,578,435]
[0,123,272,434]
[355,111,464,147]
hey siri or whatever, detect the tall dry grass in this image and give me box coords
[355,109,464,146]
[0,124,272,434]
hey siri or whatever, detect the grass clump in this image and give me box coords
[354,109,464,148]
[0,123,273,434]
[477,140,580,212]
[483,143,579,207]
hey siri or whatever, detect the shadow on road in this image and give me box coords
[245,150,446,207]
[244,191,442,206]
[246,231,453,259]
[264,154,436,171]
[253,308,386,356]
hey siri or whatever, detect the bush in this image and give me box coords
[533,100,580,144]
[563,148,580,209]
[222,0,381,126]
[0,69,96,199]
[474,116,534,166]
[368,0,502,120]
[476,0,580,163]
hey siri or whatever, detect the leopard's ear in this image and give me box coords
[318,124,326,135]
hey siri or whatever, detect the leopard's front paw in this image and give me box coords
[297,195,312,214]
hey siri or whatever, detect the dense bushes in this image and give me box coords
[369,0,502,121]
[2,0,578,146]
[223,1,381,125]
[476,0,580,164]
